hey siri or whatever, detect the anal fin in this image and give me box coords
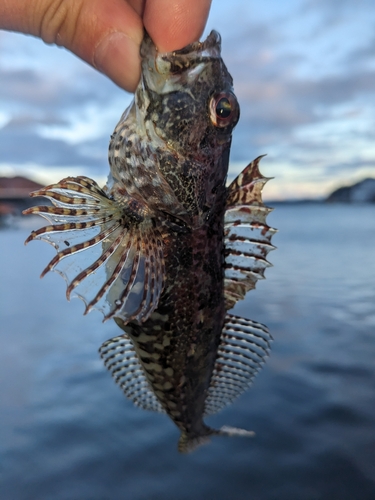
[204,313,272,416]
[99,334,165,413]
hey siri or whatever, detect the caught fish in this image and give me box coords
[23,30,276,452]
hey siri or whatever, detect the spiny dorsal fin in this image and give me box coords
[99,334,165,413]
[204,313,272,417]
[226,155,269,208]
[23,176,165,324]
[224,156,276,310]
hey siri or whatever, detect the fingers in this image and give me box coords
[0,0,212,92]
[0,0,144,92]
[52,0,143,92]
[144,0,212,52]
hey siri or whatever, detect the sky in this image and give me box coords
[0,0,375,200]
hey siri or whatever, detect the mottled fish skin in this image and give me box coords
[107,31,235,226]
[109,31,239,444]
[23,30,276,452]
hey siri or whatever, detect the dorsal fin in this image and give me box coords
[99,334,165,413]
[23,176,165,324]
[224,156,276,310]
[204,313,272,417]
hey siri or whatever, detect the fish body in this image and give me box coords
[24,31,276,452]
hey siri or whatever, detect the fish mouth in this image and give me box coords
[140,30,222,82]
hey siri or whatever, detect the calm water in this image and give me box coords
[1,204,375,500]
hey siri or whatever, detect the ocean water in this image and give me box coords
[1,204,375,500]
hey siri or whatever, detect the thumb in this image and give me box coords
[0,0,144,92]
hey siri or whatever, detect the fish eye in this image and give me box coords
[216,97,231,118]
[209,92,239,128]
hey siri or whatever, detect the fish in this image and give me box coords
[23,30,276,453]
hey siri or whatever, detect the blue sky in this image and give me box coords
[0,0,374,200]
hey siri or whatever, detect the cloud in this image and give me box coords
[0,63,127,113]
[214,0,375,194]
[1,1,375,200]
[0,36,132,174]
[0,116,108,169]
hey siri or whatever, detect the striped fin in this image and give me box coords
[204,314,272,416]
[224,156,277,310]
[23,176,165,324]
[99,334,165,413]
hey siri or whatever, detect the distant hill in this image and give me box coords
[326,178,375,203]
[0,176,44,199]
[0,176,45,216]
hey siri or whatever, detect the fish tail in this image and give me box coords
[178,425,254,453]
[177,431,212,454]
[217,426,255,438]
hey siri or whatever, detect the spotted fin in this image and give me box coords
[99,334,165,413]
[204,313,272,416]
[23,176,165,324]
[224,156,276,310]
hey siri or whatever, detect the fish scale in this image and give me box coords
[23,30,276,452]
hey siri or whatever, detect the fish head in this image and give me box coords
[137,30,240,157]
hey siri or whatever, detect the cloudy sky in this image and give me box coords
[0,0,374,200]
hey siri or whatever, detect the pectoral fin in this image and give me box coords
[23,176,165,324]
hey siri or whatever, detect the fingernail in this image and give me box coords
[94,32,141,92]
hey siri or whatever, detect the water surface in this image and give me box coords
[1,204,375,499]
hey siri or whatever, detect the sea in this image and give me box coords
[1,203,375,500]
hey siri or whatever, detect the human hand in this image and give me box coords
[0,0,212,92]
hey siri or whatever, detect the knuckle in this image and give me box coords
[38,0,82,47]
